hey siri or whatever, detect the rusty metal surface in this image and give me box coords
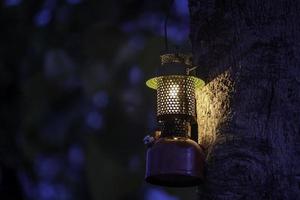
[160,53,193,66]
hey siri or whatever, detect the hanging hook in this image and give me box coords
[186,66,198,75]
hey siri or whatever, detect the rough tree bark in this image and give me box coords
[189,0,300,199]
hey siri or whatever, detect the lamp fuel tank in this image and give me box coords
[145,136,205,187]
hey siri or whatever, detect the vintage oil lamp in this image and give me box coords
[144,53,205,187]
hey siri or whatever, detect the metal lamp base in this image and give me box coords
[145,137,205,187]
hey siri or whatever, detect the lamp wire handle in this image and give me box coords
[164,0,175,51]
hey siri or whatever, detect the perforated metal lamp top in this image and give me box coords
[147,75,204,119]
[146,76,205,90]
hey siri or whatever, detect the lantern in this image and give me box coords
[144,53,205,187]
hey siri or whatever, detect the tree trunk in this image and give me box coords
[189,0,300,199]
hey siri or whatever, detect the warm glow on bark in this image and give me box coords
[196,70,234,156]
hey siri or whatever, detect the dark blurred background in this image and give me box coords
[0,0,198,199]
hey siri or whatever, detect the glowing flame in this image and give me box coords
[168,84,180,98]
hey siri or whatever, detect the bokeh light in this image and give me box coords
[0,1,197,199]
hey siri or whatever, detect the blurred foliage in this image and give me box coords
[0,0,197,199]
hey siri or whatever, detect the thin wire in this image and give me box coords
[186,66,197,75]
[164,0,175,51]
